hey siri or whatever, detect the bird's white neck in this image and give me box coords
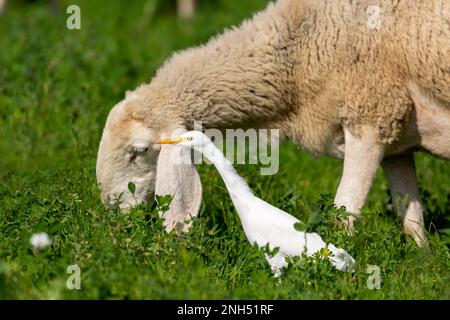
[195,142,255,211]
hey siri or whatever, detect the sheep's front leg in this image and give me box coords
[382,155,428,246]
[334,127,385,230]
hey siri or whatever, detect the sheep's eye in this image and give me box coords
[130,152,138,164]
[134,147,149,153]
[129,147,148,164]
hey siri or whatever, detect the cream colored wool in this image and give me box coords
[120,0,449,155]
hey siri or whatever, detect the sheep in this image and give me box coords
[96,0,450,246]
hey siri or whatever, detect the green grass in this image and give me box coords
[1,0,450,299]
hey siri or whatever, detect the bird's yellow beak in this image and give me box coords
[155,137,192,145]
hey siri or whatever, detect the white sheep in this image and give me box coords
[96,0,450,246]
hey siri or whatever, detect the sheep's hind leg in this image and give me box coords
[334,126,385,232]
[382,154,428,247]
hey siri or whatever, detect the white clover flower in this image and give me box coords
[30,232,52,250]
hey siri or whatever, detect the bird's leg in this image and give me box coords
[382,154,428,247]
[334,126,385,232]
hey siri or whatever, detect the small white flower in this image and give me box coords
[30,232,52,250]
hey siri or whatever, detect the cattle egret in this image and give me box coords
[157,131,355,276]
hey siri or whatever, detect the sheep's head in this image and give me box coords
[96,95,202,232]
[96,98,159,209]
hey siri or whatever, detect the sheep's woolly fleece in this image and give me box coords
[121,0,449,156]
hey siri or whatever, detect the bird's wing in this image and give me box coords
[249,197,300,226]
[243,198,326,256]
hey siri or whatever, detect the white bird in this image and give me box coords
[157,131,356,276]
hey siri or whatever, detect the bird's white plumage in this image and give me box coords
[168,131,356,276]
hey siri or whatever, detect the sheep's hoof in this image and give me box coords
[404,227,430,249]
[333,215,357,236]
[414,236,430,250]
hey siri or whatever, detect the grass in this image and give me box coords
[1,0,450,299]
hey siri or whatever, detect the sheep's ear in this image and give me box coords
[155,144,202,233]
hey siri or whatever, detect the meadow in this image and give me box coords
[1,0,449,299]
